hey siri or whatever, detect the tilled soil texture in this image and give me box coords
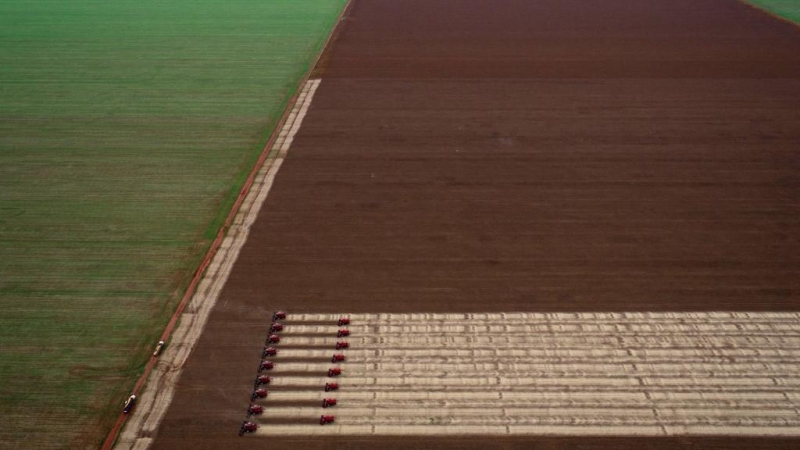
[150,0,800,449]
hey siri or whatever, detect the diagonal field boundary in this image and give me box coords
[111,79,322,450]
[252,312,800,437]
[739,0,800,29]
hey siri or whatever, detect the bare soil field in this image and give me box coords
[148,0,800,448]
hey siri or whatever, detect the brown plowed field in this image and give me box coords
[150,0,800,448]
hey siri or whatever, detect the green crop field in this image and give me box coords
[747,0,800,24]
[0,0,346,448]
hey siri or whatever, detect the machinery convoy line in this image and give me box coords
[241,312,350,436]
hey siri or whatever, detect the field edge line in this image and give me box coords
[737,0,800,30]
[101,2,354,449]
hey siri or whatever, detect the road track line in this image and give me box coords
[112,80,322,450]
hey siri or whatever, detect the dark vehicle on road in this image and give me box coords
[123,394,136,413]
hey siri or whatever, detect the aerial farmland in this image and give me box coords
[1,1,799,450]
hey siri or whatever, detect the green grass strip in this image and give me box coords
[746,0,800,24]
[0,1,346,447]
